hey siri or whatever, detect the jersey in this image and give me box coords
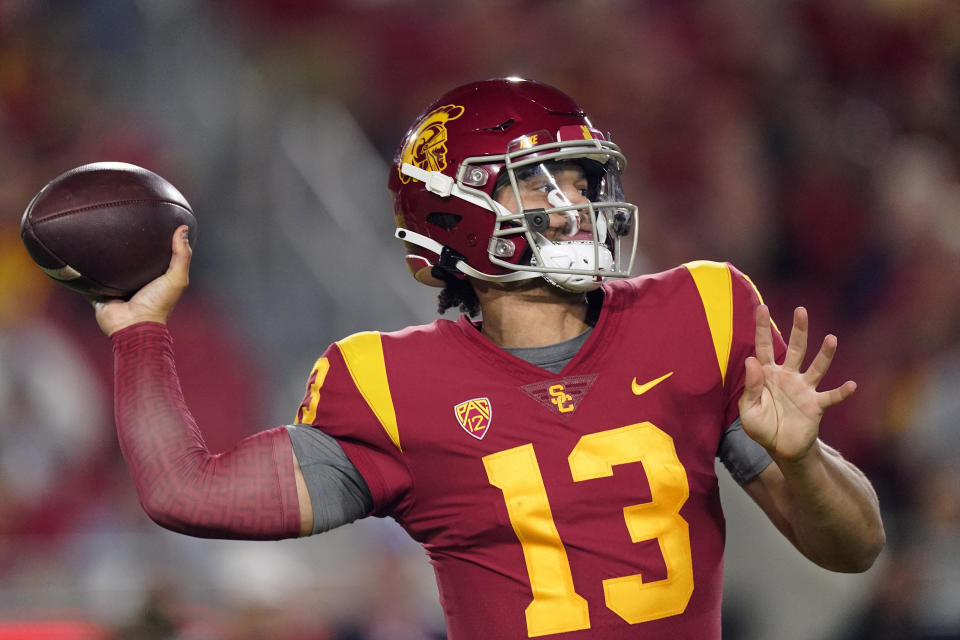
[294,261,786,639]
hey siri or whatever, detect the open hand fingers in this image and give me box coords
[740,355,765,408]
[783,306,808,371]
[803,332,858,408]
[753,304,776,365]
[804,333,838,386]
[818,379,858,409]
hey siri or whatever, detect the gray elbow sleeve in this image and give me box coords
[286,424,374,534]
[718,418,773,484]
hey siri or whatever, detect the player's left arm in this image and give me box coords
[738,305,885,573]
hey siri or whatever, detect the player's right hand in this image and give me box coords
[94,225,192,337]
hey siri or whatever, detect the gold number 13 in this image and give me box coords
[482,422,694,637]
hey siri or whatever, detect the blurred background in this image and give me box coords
[1,0,958,638]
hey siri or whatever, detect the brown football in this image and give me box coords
[20,162,197,300]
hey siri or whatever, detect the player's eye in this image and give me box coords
[515,179,549,195]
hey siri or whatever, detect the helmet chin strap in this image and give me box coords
[394,228,539,283]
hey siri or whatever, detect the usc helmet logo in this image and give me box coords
[399,104,464,184]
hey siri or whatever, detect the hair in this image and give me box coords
[437,274,480,316]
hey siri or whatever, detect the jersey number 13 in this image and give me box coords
[482,421,694,637]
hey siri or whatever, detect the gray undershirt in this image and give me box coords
[288,327,772,534]
[503,329,593,373]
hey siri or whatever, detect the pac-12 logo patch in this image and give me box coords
[454,397,492,440]
[399,104,464,184]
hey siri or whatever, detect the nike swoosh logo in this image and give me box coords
[631,372,674,395]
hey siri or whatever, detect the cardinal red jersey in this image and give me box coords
[296,261,785,639]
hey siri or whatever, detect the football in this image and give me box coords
[20,162,197,300]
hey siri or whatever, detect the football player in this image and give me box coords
[95,78,884,639]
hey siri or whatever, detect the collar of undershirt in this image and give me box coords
[463,286,604,373]
[502,326,594,373]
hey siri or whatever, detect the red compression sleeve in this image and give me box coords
[112,322,301,539]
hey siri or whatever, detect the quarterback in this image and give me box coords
[95,78,884,638]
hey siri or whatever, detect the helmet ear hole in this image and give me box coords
[427,212,462,231]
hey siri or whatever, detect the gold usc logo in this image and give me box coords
[399,104,465,184]
[548,384,574,413]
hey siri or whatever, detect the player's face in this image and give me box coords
[494,163,595,242]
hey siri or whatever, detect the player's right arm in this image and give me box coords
[95,226,320,539]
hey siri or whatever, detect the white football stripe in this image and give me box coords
[40,264,82,281]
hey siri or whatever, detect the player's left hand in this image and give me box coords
[739,305,857,463]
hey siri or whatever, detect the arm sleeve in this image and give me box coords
[717,417,773,484]
[112,322,301,539]
[286,424,374,534]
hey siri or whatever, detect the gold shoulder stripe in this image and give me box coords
[297,357,330,424]
[684,261,733,385]
[337,332,402,452]
[739,271,780,334]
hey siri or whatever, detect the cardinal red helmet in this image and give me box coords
[388,77,638,292]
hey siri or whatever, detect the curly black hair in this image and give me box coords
[437,275,480,316]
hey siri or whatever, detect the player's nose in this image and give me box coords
[567,186,590,206]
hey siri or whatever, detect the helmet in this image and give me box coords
[388,77,638,292]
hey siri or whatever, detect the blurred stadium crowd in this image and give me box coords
[1,1,958,638]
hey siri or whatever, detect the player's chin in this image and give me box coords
[489,277,549,294]
[530,277,589,300]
